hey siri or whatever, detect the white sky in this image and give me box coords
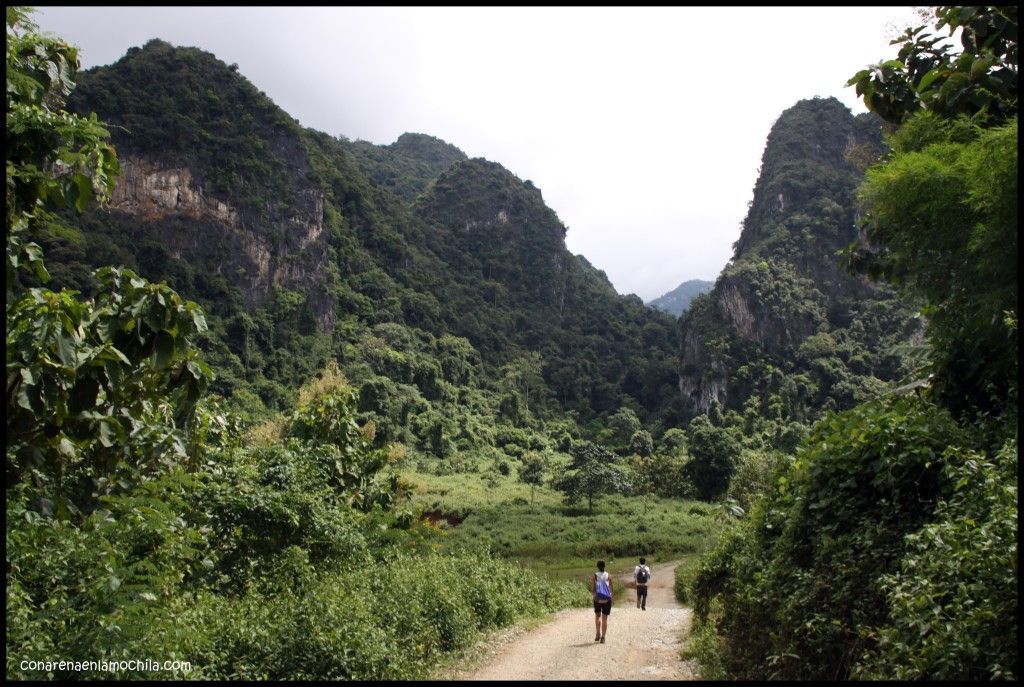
[34,6,920,301]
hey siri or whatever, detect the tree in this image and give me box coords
[685,414,741,501]
[855,117,1016,420]
[288,384,397,511]
[659,427,688,456]
[499,351,546,414]
[846,6,1017,126]
[607,406,641,450]
[6,6,119,288]
[6,7,213,515]
[519,452,548,505]
[846,5,1018,422]
[628,453,659,515]
[628,429,654,457]
[554,441,631,514]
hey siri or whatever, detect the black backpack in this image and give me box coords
[636,566,649,584]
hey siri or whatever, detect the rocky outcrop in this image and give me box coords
[111,156,242,226]
[107,156,334,329]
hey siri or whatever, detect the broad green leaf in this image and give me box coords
[55,333,77,366]
[916,68,943,93]
[73,173,91,212]
[152,330,175,369]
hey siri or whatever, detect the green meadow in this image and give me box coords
[403,465,727,585]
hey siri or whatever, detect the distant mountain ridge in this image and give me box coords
[646,279,714,317]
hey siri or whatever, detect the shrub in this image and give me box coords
[852,440,1018,680]
[178,549,587,680]
[690,396,974,679]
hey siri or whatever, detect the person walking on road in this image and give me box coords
[591,559,613,643]
[634,556,652,610]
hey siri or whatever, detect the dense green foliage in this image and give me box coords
[343,132,468,203]
[852,442,1017,680]
[6,6,211,517]
[847,6,1017,125]
[853,113,1017,420]
[690,6,1018,680]
[553,441,631,514]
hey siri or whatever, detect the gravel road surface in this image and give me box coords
[457,560,698,681]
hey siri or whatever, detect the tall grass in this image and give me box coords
[9,547,586,680]
[404,466,725,569]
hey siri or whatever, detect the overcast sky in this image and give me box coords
[34,6,919,301]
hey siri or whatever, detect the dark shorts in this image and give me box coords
[593,598,612,615]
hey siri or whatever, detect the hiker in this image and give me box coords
[590,559,613,643]
[634,556,652,610]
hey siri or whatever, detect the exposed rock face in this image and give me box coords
[679,331,729,409]
[716,270,823,350]
[111,156,242,226]
[107,156,334,329]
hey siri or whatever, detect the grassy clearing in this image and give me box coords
[402,465,726,593]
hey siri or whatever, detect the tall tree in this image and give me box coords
[554,441,631,514]
[847,5,1017,421]
[684,414,741,501]
[519,452,548,505]
[6,6,212,513]
[847,6,1017,125]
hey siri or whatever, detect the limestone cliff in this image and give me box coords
[105,155,334,328]
[676,98,922,421]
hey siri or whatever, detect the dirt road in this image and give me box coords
[455,561,697,681]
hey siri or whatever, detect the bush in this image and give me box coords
[725,449,786,513]
[672,557,701,604]
[852,440,1018,680]
[177,549,587,680]
[690,396,977,680]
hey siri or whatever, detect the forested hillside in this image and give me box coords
[38,37,682,437]
[647,278,713,317]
